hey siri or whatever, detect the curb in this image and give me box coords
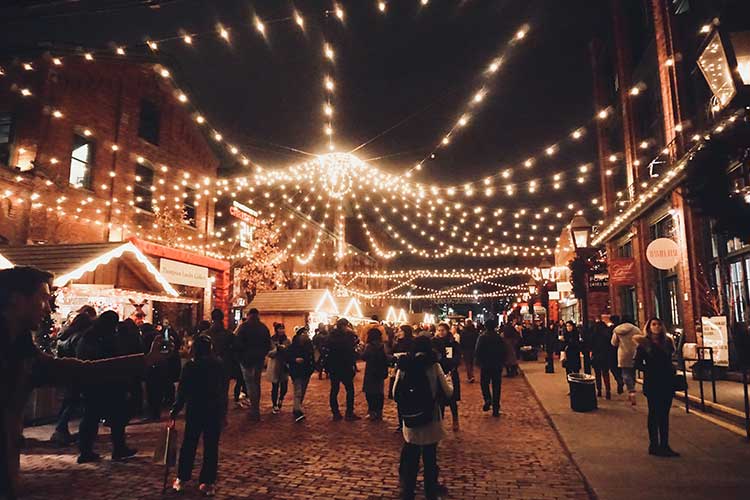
[521,368,599,500]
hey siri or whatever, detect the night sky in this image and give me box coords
[1,0,607,185]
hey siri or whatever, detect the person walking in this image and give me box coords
[313,323,329,380]
[204,309,233,378]
[49,306,96,445]
[170,335,229,496]
[606,315,625,394]
[612,318,641,405]
[561,321,583,375]
[459,320,478,382]
[393,336,453,500]
[432,322,461,431]
[362,327,388,420]
[286,326,315,422]
[267,323,290,414]
[391,324,416,430]
[634,318,680,457]
[235,308,271,421]
[116,318,146,419]
[325,318,360,421]
[544,321,557,374]
[475,320,507,417]
[501,323,520,377]
[76,311,138,463]
[591,317,613,399]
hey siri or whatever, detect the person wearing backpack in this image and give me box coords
[475,320,507,417]
[393,336,453,500]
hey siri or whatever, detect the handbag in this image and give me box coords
[672,373,688,392]
[153,424,178,466]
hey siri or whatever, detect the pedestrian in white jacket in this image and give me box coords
[611,321,641,405]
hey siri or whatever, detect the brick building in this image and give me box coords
[591,0,750,367]
[0,51,231,326]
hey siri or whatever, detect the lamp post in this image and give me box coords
[570,215,593,328]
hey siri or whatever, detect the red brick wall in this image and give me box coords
[0,56,219,245]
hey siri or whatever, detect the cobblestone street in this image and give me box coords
[19,369,591,500]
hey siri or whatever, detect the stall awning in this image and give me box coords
[0,241,178,296]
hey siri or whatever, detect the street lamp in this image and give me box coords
[527,277,537,295]
[570,214,592,250]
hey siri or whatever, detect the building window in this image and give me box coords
[69,134,94,188]
[729,260,748,323]
[138,99,160,145]
[183,187,196,227]
[618,286,637,323]
[617,240,633,258]
[134,163,154,212]
[0,112,13,166]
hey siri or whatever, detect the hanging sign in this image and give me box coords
[230,201,258,249]
[588,272,609,290]
[609,257,637,286]
[159,258,208,288]
[701,316,729,367]
[646,238,680,270]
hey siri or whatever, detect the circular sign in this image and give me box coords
[646,238,680,270]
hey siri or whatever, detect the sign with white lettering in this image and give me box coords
[646,238,680,270]
[159,258,208,288]
[701,316,729,367]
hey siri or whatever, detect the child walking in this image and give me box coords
[171,335,228,497]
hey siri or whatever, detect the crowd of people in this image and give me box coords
[1,264,685,500]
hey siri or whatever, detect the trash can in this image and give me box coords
[567,373,597,412]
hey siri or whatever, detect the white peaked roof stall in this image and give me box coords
[0,242,197,319]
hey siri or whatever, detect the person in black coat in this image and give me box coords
[75,311,137,463]
[234,308,271,421]
[590,318,613,399]
[286,326,315,422]
[475,320,507,417]
[170,335,228,496]
[116,318,145,419]
[433,322,461,431]
[459,320,479,382]
[49,306,96,445]
[562,321,582,375]
[544,321,557,373]
[324,318,360,420]
[362,327,388,420]
[634,318,679,457]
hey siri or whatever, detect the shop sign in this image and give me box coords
[609,257,637,286]
[159,258,208,288]
[646,238,680,270]
[701,316,729,367]
[588,272,609,290]
[230,201,258,249]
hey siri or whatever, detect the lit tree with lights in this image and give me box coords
[150,205,186,246]
[235,220,286,301]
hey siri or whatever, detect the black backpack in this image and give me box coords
[394,355,436,428]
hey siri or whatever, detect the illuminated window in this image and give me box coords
[134,162,154,211]
[698,32,737,110]
[69,134,94,188]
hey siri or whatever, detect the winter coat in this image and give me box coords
[501,327,520,367]
[235,318,271,368]
[459,324,479,353]
[392,336,415,355]
[393,355,453,446]
[634,335,676,397]
[475,331,509,370]
[432,335,461,401]
[204,321,233,370]
[611,323,641,368]
[285,334,315,381]
[324,328,358,379]
[266,334,290,383]
[590,321,613,369]
[171,356,228,420]
[362,342,388,394]
[562,328,583,372]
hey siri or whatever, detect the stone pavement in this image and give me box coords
[19,365,592,500]
[523,359,750,500]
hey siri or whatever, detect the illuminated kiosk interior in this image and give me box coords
[247,289,375,334]
[0,241,197,323]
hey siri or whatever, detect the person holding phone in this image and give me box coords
[432,322,461,431]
